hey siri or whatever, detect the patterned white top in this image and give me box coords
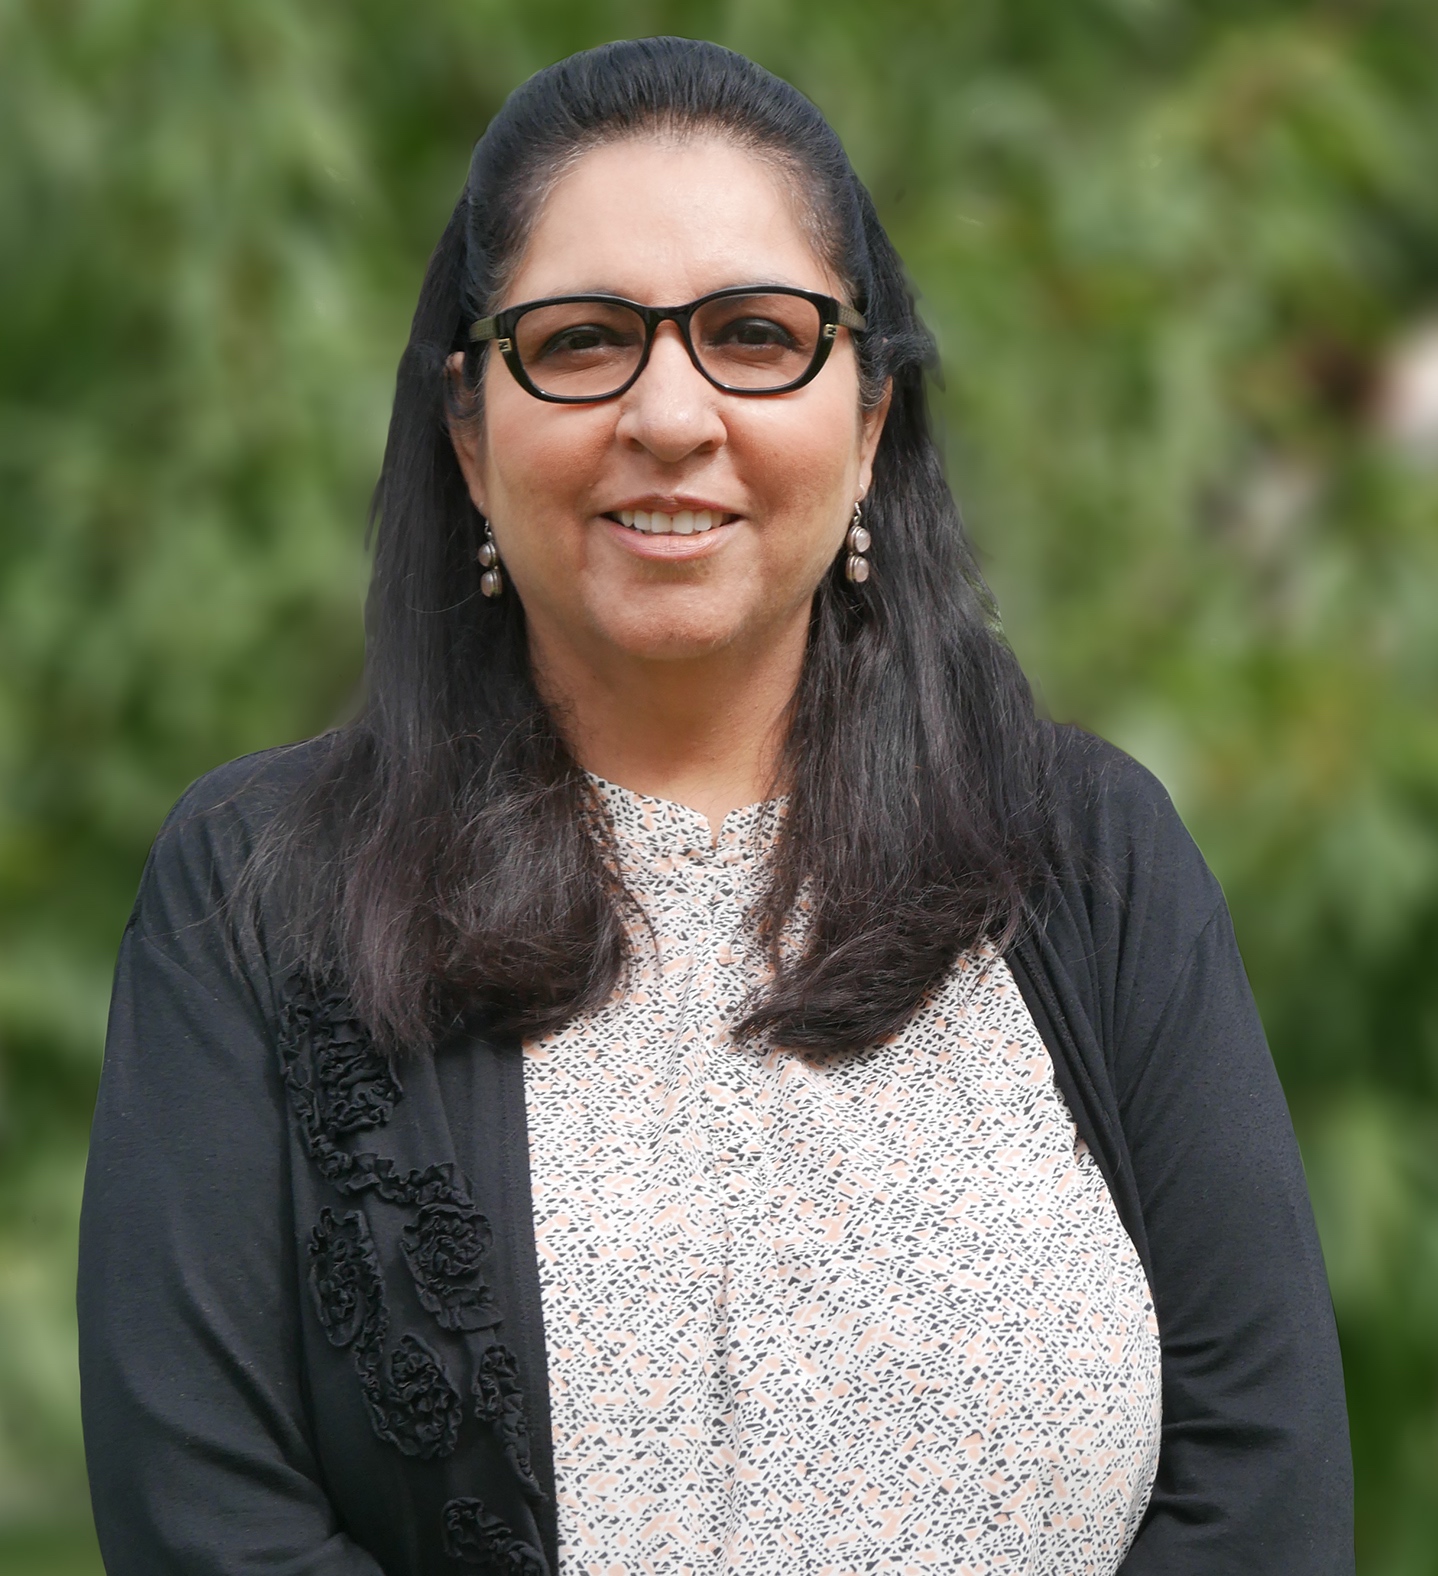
[523,780,1162,1575]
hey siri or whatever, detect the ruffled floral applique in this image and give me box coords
[307,1208,463,1461]
[307,1206,384,1350]
[402,1200,502,1332]
[473,1343,540,1495]
[442,1497,547,1573]
[280,976,480,1212]
[280,973,402,1166]
[372,1332,465,1460]
[285,975,544,1559]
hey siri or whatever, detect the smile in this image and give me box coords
[613,509,733,535]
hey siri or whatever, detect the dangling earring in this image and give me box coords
[477,522,504,598]
[844,501,871,584]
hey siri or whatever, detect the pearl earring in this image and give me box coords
[477,523,504,598]
[844,501,871,584]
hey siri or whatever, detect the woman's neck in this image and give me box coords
[529,621,804,833]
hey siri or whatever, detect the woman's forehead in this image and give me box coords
[502,135,840,307]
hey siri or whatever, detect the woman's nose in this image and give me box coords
[613,322,727,461]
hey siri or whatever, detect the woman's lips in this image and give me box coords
[614,507,731,536]
[601,509,741,559]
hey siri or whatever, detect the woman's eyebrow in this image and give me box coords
[515,278,812,302]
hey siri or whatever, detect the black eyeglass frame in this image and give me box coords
[467,285,868,404]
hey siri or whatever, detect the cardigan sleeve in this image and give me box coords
[1117,901,1352,1574]
[78,769,386,1575]
[1027,731,1354,1574]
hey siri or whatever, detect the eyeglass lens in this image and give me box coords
[511,293,825,398]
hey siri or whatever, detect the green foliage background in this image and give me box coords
[2,1,1436,1570]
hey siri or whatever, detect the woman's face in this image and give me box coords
[450,136,889,678]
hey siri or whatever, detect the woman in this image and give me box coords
[79,37,1352,1576]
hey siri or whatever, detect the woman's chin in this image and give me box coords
[588,608,759,665]
[601,625,742,664]
[577,586,772,665]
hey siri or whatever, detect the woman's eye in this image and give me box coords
[714,317,795,350]
[540,326,612,357]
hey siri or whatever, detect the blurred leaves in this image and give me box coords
[0,0,1435,1568]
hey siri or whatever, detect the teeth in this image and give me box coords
[616,509,724,535]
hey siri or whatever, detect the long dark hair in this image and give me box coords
[245,37,1055,1053]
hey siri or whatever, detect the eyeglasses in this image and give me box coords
[468,285,867,403]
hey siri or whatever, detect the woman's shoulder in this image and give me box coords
[1036,719,1225,938]
[129,735,334,947]
[1042,719,1179,827]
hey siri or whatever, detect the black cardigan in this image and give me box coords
[78,726,1354,1574]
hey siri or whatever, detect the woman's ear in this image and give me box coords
[445,350,487,515]
[858,377,893,498]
